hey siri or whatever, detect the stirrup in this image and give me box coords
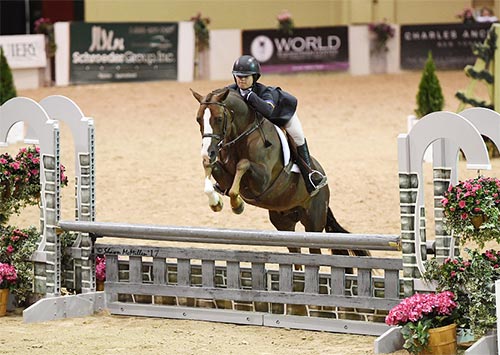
[309,170,328,190]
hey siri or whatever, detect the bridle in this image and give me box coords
[200,100,262,151]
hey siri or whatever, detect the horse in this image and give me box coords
[191,87,368,258]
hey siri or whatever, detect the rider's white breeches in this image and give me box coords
[284,113,305,146]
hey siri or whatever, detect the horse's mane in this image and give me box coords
[205,87,250,116]
[207,87,246,104]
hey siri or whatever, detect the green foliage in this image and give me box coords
[401,318,431,354]
[455,26,497,111]
[423,248,499,338]
[0,47,17,105]
[415,52,444,118]
[190,13,210,51]
[0,225,39,306]
[0,146,69,307]
[441,176,500,247]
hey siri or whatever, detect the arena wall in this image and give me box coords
[84,0,499,28]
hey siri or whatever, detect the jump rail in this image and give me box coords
[58,221,402,251]
[57,220,403,336]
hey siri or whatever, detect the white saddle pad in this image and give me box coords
[273,125,300,173]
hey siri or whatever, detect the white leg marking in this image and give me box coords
[200,108,212,159]
[204,177,220,206]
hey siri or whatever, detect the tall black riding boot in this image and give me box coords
[296,140,327,196]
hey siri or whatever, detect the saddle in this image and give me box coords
[273,126,301,173]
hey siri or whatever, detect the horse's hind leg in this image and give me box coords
[301,199,329,255]
[269,210,303,270]
[228,159,250,214]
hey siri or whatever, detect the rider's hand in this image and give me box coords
[239,88,252,100]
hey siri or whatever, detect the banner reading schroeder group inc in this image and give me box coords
[242,26,348,74]
[70,22,178,84]
[400,23,492,70]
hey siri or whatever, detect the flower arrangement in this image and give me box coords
[441,176,500,247]
[277,9,294,36]
[0,262,17,290]
[0,225,39,306]
[385,291,458,354]
[190,12,210,51]
[424,248,498,338]
[457,7,476,24]
[95,255,106,281]
[368,21,395,53]
[34,17,56,57]
[0,145,68,225]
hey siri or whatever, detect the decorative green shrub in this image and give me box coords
[0,47,17,105]
[415,52,444,118]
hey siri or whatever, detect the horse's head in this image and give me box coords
[191,87,248,169]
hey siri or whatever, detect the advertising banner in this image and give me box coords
[0,34,46,69]
[69,22,178,84]
[400,23,492,70]
[242,26,349,74]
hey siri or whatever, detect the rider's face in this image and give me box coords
[235,75,253,90]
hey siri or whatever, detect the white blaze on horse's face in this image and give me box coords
[200,107,213,161]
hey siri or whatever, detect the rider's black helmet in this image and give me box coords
[232,55,261,82]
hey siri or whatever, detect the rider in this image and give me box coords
[228,55,327,196]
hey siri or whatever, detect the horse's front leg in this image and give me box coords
[228,159,250,214]
[203,167,223,212]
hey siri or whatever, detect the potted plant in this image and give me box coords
[0,262,17,316]
[368,21,395,54]
[277,9,294,36]
[441,176,500,247]
[424,249,499,342]
[0,146,68,307]
[0,226,39,307]
[368,21,395,74]
[385,291,458,354]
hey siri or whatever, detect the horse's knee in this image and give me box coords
[236,159,251,172]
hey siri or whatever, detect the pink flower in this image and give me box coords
[0,263,17,288]
[458,200,466,209]
[95,256,106,281]
[385,291,457,327]
[6,245,14,253]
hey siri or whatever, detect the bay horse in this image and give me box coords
[191,87,368,258]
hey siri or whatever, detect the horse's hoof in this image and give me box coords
[232,203,244,214]
[210,200,223,212]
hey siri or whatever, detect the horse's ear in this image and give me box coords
[190,88,204,103]
[213,88,230,102]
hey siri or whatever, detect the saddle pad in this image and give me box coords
[273,125,300,173]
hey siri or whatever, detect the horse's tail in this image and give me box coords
[325,207,349,233]
[325,207,371,257]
